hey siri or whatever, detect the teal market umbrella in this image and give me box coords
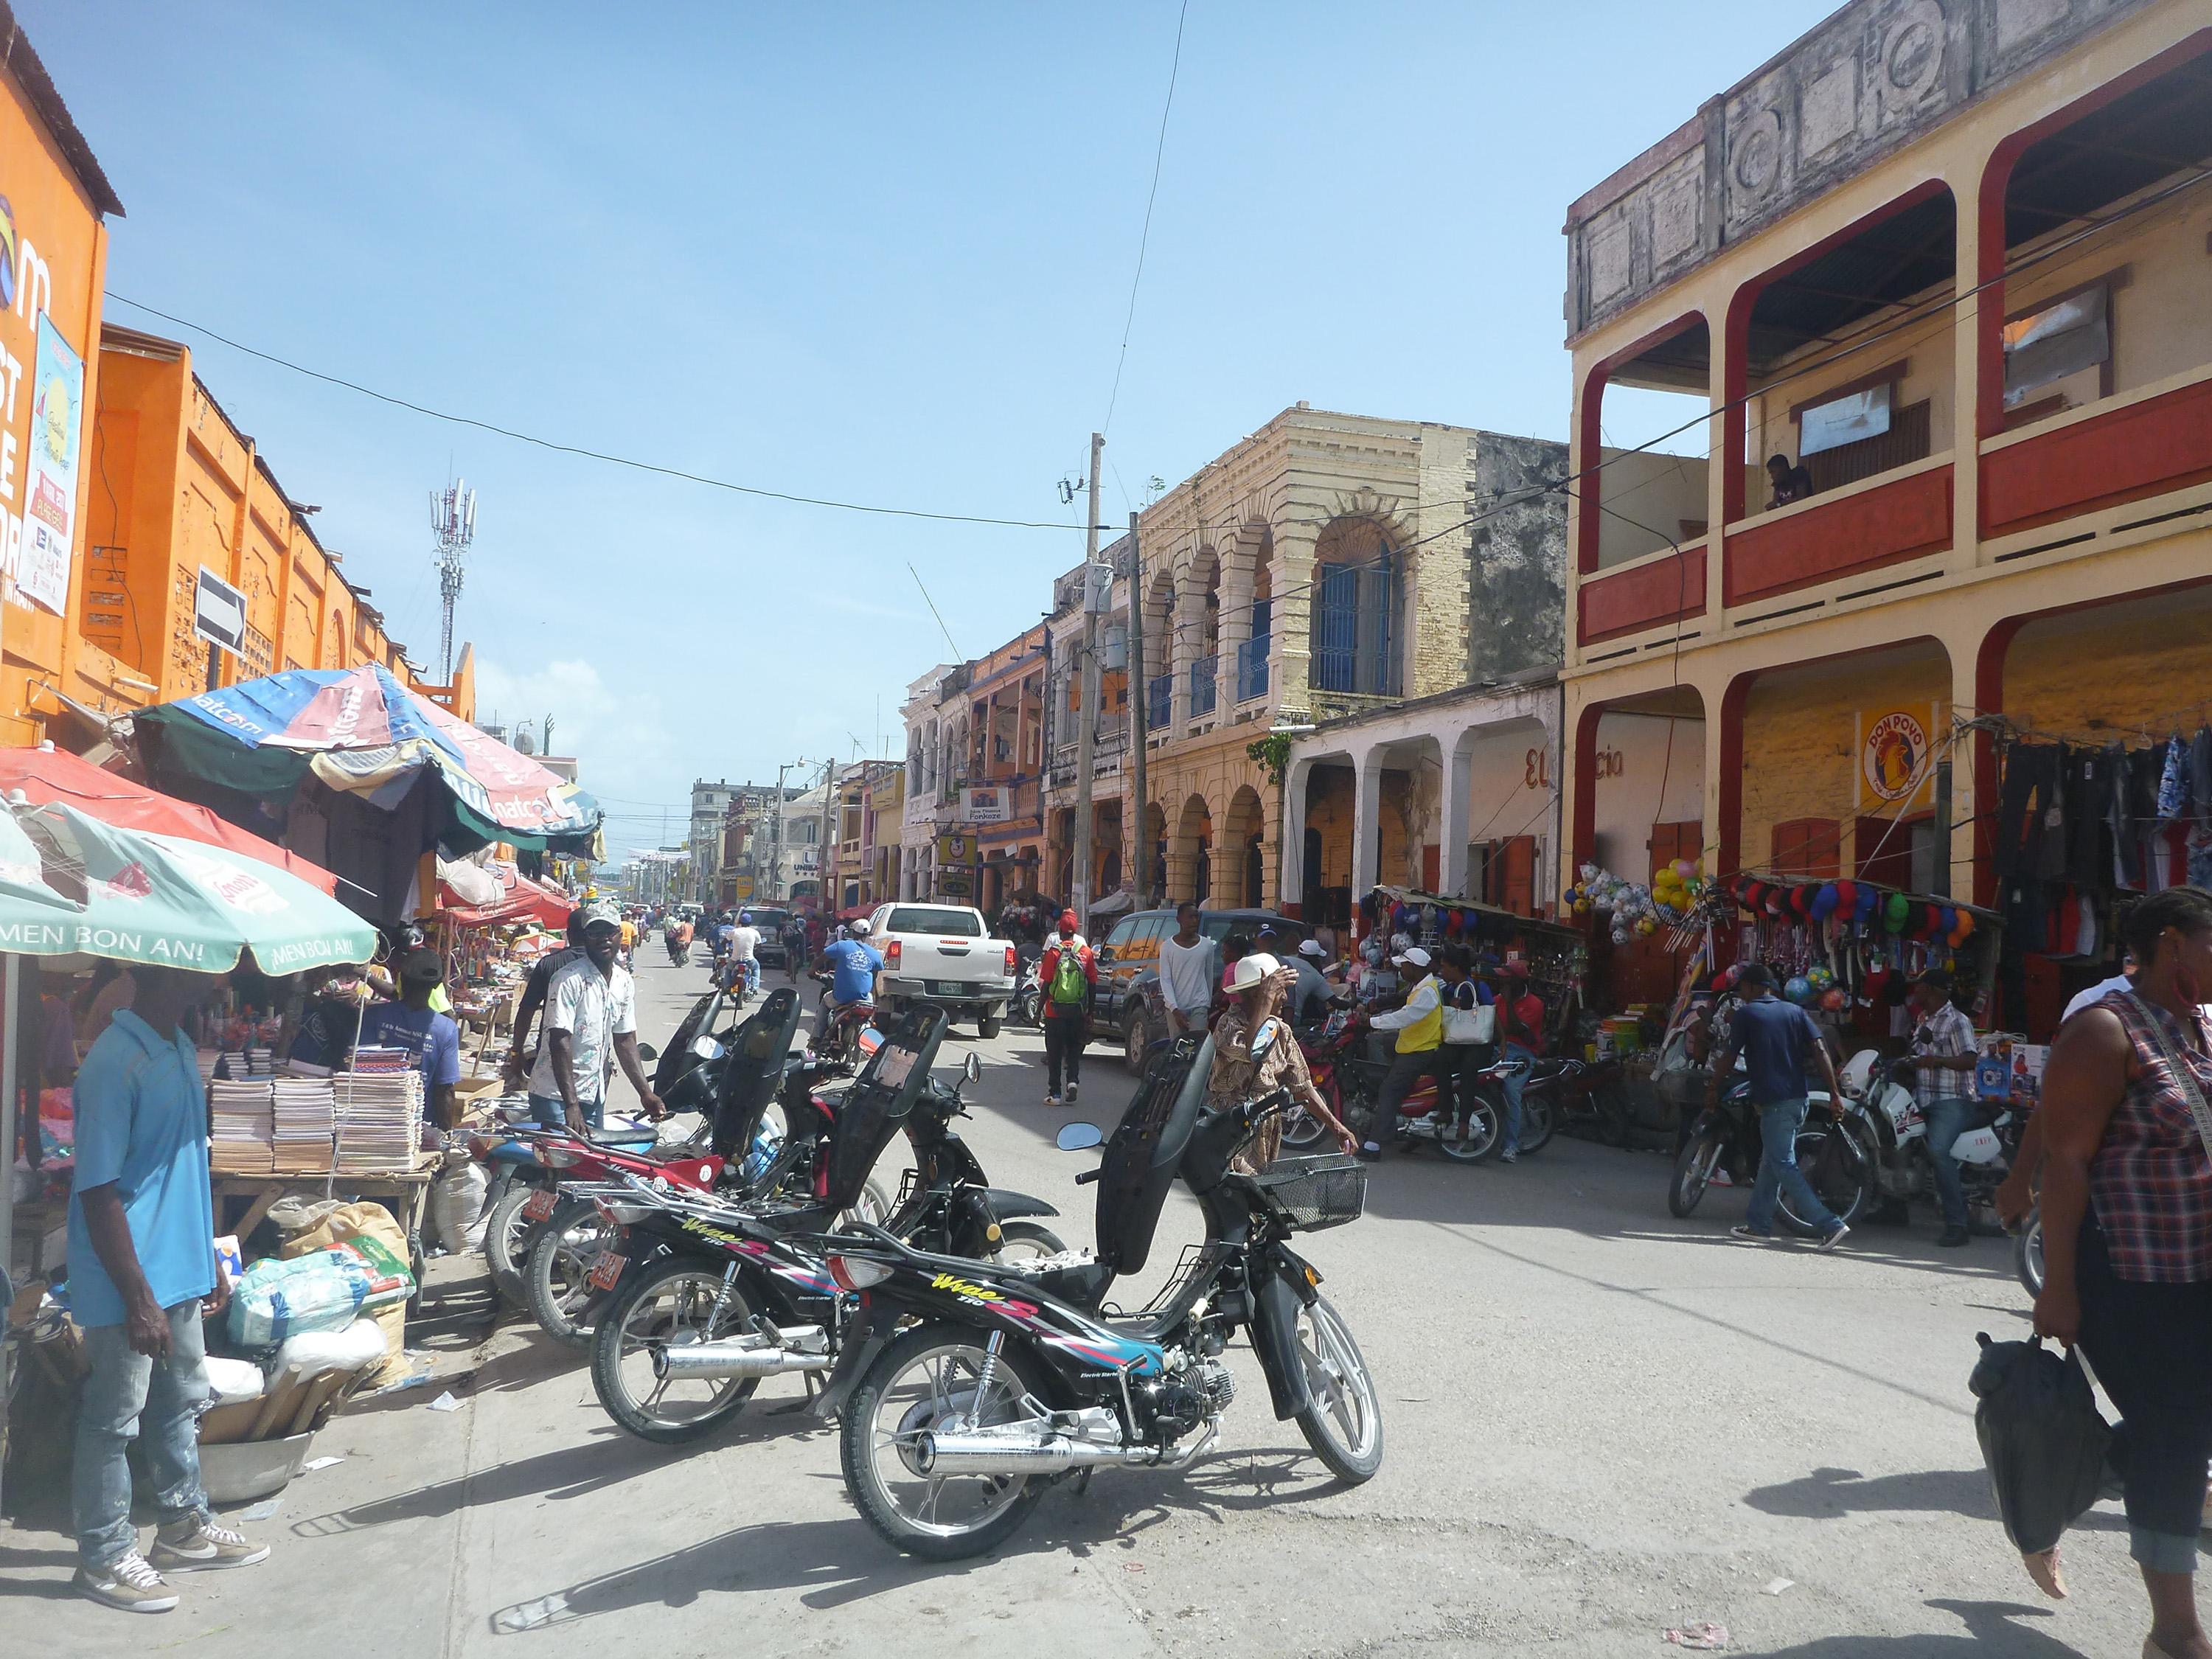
[4,797,378,973]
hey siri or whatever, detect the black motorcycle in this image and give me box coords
[521,989,886,1349]
[813,1023,1383,1561]
[1668,1062,1867,1233]
[580,1006,1063,1444]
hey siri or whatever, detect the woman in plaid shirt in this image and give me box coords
[2035,886,2212,1656]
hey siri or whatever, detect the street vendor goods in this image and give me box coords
[227,1240,413,1347]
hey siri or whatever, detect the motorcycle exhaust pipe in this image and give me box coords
[650,1326,830,1380]
[915,1429,1158,1475]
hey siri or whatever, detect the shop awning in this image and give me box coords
[135,664,603,854]
[438,860,574,929]
[0,743,339,894]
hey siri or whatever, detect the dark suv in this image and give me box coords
[1094,906,1310,1070]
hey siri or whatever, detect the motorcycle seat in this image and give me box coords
[1026,1259,1116,1310]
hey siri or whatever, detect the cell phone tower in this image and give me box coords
[431,479,477,684]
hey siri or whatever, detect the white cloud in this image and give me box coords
[475,657,684,858]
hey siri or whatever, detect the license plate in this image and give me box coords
[521,1190,557,1222]
[931,981,964,996]
[586,1252,627,1292]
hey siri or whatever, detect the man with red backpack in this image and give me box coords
[1039,909,1096,1106]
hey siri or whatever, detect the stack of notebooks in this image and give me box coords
[271,1077,337,1174]
[209,1079,275,1174]
[333,1056,422,1174]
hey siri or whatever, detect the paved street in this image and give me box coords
[3,954,2141,1656]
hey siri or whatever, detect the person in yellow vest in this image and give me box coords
[1353,945,1447,1163]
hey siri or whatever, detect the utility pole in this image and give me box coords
[818,759,838,914]
[771,762,803,902]
[1072,431,1104,928]
[1127,509,1147,905]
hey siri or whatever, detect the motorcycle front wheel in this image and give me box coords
[841,1321,1051,1560]
[589,1256,762,1444]
[1670,1133,1721,1217]
[1778,1119,1878,1237]
[1293,1296,1384,1483]
[2014,1205,2045,1297]
[992,1220,1066,1262]
[524,1197,613,1350]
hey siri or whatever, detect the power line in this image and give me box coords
[1101,0,1191,439]
[908,563,962,660]
[103,293,1093,535]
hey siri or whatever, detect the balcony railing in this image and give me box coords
[1147,674,1170,731]
[1234,635,1269,702]
[1189,655,1217,718]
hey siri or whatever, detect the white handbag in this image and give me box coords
[1443,1004,1496,1046]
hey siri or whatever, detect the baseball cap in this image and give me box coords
[397,948,444,985]
[1060,910,1078,931]
[1297,939,1327,959]
[1392,945,1433,969]
[1227,952,1281,993]
[579,900,622,933]
[1498,958,1529,978]
[1913,967,1955,990]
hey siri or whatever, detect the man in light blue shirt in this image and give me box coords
[68,965,270,1613]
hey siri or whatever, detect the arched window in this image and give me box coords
[1310,518,1398,695]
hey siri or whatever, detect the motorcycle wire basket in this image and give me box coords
[1251,1154,1368,1232]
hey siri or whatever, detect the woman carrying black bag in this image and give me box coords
[2035,886,2212,1659]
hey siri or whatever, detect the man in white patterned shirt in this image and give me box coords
[1907,967,1980,1248]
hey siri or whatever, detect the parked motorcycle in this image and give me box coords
[521,990,887,1349]
[815,1026,1382,1561]
[1012,953,1043,1027]
[580,1005,1063,1444]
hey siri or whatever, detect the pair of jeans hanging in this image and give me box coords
[2107,742,2143,890]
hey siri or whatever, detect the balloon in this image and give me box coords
[1955,912,1975,941]
[1820,987,1848,1011]
[1672,860,1694,880]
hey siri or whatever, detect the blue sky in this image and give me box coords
[27,1,1831,862]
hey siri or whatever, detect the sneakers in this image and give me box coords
[1936,1226,1971,1248]
[1818,1223,1852,1252]
[1356,1144,1382,1164]
[76,1551,179,1614]
[150,1515,269,1573]
[1043,1092,1061,1107]
[1730,1224,1775,1244]
[1499,1147,1519,1164]
[1064,1082,1079,1104]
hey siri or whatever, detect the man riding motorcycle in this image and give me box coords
[817,917,883,1051]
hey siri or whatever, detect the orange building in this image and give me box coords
[83,325,472,727]
[0,18,119,745]
[0,15,467,751]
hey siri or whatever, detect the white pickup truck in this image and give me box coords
[866,902,1018,1037]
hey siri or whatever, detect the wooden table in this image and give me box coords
[212,1160,440,1256]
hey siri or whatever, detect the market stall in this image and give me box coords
[0,796,423,1509]
[1361,884,1590,1049]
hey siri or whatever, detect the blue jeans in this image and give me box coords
[529,1093,604,1133]
[75,1303,212,1569]
[1745,1096,1840,1236]
[1500,1043,1536,1152]
[1920,1096,1978,1231]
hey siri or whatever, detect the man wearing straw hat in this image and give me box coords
[69,965,270,1613]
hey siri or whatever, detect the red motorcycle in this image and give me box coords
[1287,1010,1530,1161]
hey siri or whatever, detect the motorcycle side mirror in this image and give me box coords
[636,1043,658,1062]
[1056,1122,1104,1152]
[963,1052,983,1084]
[691,1036,724,1061]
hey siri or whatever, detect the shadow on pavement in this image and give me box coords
[483,1447,1351,1632]
[1757,1598,2084,1656]
[288,1408,829,1537]
[1742,1465,1995,1521]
